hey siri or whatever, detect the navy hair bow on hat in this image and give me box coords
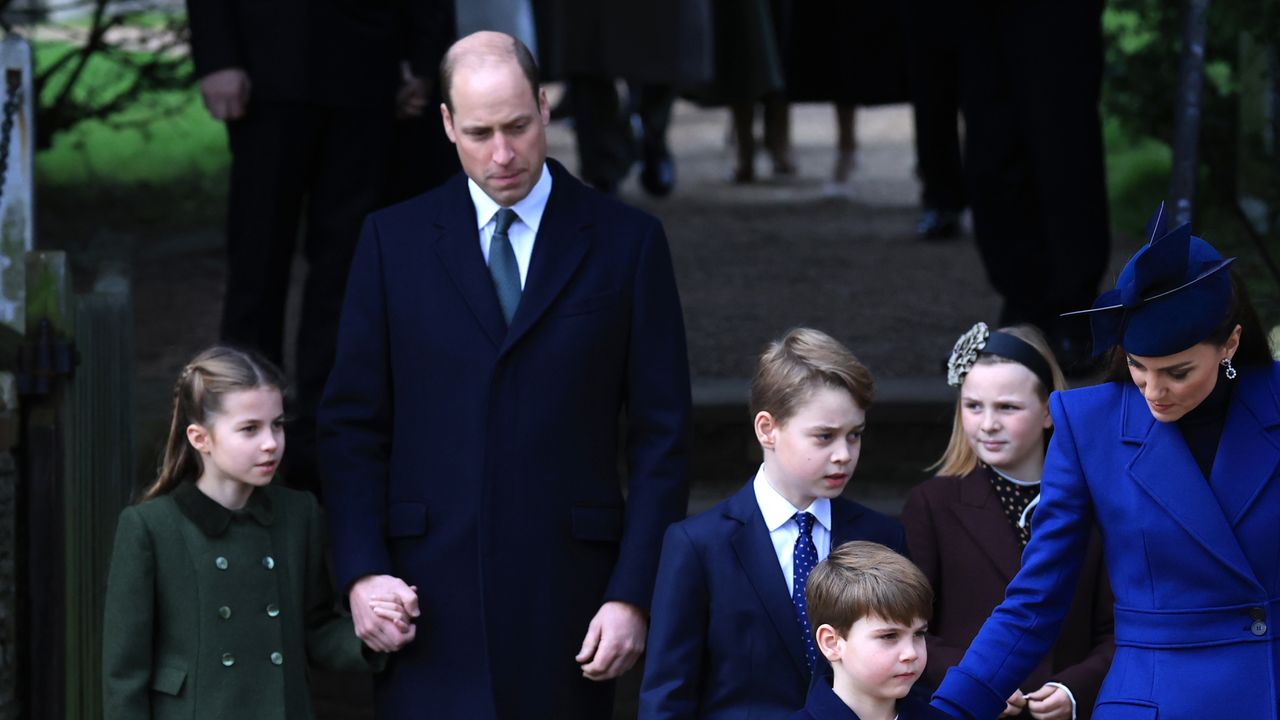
[1064,203,1235,357]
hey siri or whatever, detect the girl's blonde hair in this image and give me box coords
[930,325,1066,477]
[140,346,285,502]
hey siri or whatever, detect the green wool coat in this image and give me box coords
[102,482,382,720]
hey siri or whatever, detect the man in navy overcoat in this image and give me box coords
[318,31,692,720]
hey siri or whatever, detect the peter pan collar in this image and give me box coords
[172,481,275,537]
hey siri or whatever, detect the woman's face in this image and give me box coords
[1126,326,1241,423]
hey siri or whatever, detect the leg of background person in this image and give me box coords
[834,103,856,183]
[906,0,966,238]
[731,102,757,182]
[221,102,313,366]
[568,76,633,193]
[762,92,794,176]
[958,1,1047,329]
[1009,0,1109,361]
[291,106,393,497]
[633,83,676,197]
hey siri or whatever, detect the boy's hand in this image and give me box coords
[575,601,647,681]
[350,575,419,652]
[999,689,1027,717]
[1026,684,1073,720]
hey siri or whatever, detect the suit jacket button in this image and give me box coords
[221,653,235,667]
[1252,621,1268,636]
[215,556,228,570]
[270,652,283,665]
[262,556,275,570]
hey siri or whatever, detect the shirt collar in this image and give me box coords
[172,481,274,537]
[468,161,553,234]
[753,465,832,533]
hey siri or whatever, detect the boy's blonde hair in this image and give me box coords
[751,328,873,425]
[806,541,933,637]
[931,324,1066,477]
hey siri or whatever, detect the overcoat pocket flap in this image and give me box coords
[151,666,187,696]
[571,506,624,542]
[1094,700,1158,719]
[387,502,428,538]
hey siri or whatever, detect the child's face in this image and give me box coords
[756,385,865,509]
[191,387,285,489]
[824,614,927,703]
[959,362,1051,480]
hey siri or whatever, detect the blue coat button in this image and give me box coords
[1252,621,1267,636]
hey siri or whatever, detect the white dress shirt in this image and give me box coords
[753,466,832,595]
[469,162,552,288]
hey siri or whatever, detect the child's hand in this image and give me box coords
[368,592,416,633]
[999,689,1027,718]
[1026,684,1073,720]
[350,575,419,652]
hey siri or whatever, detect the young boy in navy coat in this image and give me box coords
[790,541,947,720]
[639,328,907,719]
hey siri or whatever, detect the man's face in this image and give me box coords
[441,61,549,206]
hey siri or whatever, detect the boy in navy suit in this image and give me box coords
[790,541,947,720]
[639,328,906,719]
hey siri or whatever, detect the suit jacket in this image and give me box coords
[638,480,906,719]
[933,362,1280,720]
[788,673,948,720]
[102,484,376,720]
[902,469,1114,717]
[319,159,692,720]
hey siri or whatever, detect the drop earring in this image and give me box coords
[1221,357,1237,380]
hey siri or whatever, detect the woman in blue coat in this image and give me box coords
[931,207,1280,720]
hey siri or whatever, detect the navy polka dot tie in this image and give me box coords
[792,511,818,672]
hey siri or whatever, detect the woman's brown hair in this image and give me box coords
[140,346,285,502]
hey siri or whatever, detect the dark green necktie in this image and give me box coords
[489,208,521,324]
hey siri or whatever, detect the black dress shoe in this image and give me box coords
[640,153,676,198]
[916,209,962,240]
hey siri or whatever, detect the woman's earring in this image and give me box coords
[1221,357,1237,380]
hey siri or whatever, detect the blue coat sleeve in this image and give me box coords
[932,392,1096,718]
[606,219,693,609]
[318,216,396,593]
[638,523,708,720]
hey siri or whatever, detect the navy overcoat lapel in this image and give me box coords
[1208,369,1280,526]
[725,482,810,681]
[952,470,1022,583]
[1121,383,1257,586]
[501,160,593,354]
[432,173,507,349]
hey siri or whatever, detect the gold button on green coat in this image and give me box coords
[218,606,231,620]
[221,653,235,667]
[266,603,280,617]
[270,652,283,665]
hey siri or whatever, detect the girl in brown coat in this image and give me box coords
[902,324,1114,720]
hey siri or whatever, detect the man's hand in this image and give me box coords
[1026,684,1073,720]
[999,689,1027,718]
[199,68,251,121]
[574,601,647,681]
[395,61,430,119]
[349,574,419,652]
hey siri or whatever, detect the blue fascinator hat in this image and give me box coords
[1065,204,1235,357]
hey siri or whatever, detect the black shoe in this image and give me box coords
[916,209,962,240]
[640,153,676,197]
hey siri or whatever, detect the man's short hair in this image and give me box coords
[439,33,540,112]
[806,541,933,637]
[750,327,874,425]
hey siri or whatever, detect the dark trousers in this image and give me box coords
[570,77,674,188]
[221,102,392,495]
[906,0,966,214]
[959,0,1110,336]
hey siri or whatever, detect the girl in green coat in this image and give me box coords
[103,346,416,720]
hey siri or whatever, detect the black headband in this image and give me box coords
[981,331,1056,391]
